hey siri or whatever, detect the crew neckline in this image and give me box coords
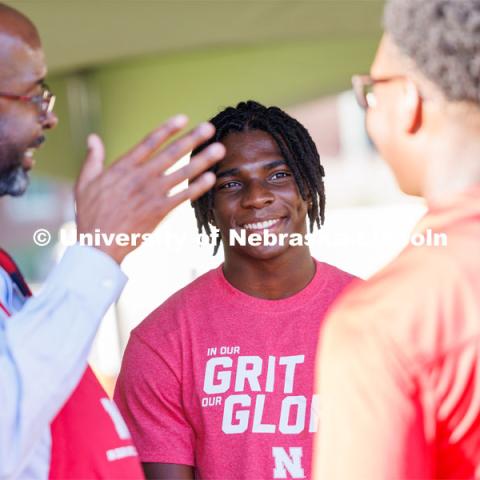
[213,258,330,313]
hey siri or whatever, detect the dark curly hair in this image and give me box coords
[384,0,480,104]
[191,100,326,255]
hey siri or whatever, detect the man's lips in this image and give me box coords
[21,137,45,171]
[22,149,36,170]
[30,136,45,149]
[238,216,287,231]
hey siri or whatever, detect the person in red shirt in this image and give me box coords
[313,1,480,478]
[115,101,357,479]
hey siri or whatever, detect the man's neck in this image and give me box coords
[424,126,480,204]
[222,247,315,300]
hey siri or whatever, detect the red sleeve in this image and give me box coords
[114,330,195,466]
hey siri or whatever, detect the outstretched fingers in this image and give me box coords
[166,171,217,209]
[117,114,189,167]
[142,122,216,177]
[162,142,225,191]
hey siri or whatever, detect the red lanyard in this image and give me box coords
[0,300,11,317]
[0,248,31,318]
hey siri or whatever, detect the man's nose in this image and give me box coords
[40,110,58,130]
[240,180,275,209]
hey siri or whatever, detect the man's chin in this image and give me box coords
[0,167,30,197]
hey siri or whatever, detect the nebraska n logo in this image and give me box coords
[100,398,131,440]
[272,447,305,478]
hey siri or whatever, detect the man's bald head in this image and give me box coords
[0,2,41,49]
[0,2,52,197]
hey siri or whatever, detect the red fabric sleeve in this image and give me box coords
[114,331,195,466]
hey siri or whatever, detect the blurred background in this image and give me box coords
[3,0,425,393]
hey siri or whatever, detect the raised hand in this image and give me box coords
[74,115,224,263]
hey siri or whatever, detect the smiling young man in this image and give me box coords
[115,101,356,479]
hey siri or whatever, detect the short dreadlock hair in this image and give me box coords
[384,0,480,104]
[191,100,326,255]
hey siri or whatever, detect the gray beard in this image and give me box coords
[0,132,30,197]
[0,164,29,196]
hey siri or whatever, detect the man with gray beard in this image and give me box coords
[0,3,225,478]
[0,123,37,196]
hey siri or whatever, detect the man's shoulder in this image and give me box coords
[314,259,359,298]
[325,243,480,365]
[334,243,463,311]
[316,260,358,283]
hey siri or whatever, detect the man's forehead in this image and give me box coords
[0,4,41,48]
[217,156,286,173]
[370,34,406,77]
[0,31,46,87]
[223,130,282,155]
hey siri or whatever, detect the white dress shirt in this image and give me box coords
[0,244,127,479]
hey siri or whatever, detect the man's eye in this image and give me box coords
[271,171,291,180]
[218,181,240,190]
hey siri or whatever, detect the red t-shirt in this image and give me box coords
[314,186,480,479]
[49,366,144,479]
[115,259,355,479]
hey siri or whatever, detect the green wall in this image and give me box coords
[36,36,379,179]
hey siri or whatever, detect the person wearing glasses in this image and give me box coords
[314,1,480,478]
[0,3,225,479]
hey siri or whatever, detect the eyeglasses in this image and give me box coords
[0,82,55,115]
[352,74,405,109]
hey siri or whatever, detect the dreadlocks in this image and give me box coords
[192,100,326,255]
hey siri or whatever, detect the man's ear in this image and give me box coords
[401,79,422,134]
